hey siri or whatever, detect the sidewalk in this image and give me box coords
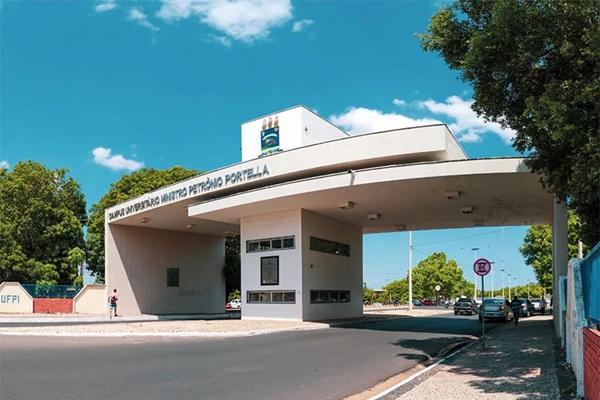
[394,316,560,400]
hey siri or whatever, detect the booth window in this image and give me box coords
[246,290,296,304]
[246,236,295,253]
[167,268,179,287]
[309,237,350,257]
[310,290,351,304]
[261,256,279,285]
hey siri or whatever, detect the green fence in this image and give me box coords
[22,284,81,299]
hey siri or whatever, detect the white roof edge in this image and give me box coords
[104,124,465,214]
[188,157,531,211]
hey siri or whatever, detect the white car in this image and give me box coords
[226,299,241,310]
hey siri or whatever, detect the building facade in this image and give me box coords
[105,105,558,320]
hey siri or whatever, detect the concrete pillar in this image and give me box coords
[552,197,568,336]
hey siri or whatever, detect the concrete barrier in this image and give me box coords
[73,284,106,314]
[0,282,33,313]
[565,258,586,397]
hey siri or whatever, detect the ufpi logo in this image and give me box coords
[260,115,281,157]
[0,294,20,304]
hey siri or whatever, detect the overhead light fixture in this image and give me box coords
[339,201,354,210]
[461,206,474,214]
[395,224,407,231]
[367,213,380,221]
[445,191,461,200]
[223,230,234,236]
[139,217,151,224]
[185,224,197,230]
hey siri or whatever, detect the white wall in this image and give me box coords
[241,107,303,161]
[106,225,225,315]
[240,210,303,320]
[300,108,348,146]
[0,282,33,313]
[301,210,363,320]
[241,106,348,162]
[73,284,106,314]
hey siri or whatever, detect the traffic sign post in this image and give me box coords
[473,258,492,348]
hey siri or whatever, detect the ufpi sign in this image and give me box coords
[0,294,20,304]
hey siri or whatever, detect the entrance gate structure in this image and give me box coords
[105,106,566,327]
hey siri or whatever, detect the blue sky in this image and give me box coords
[0,0,537,291]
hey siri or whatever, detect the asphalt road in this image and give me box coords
[0,314,499,400]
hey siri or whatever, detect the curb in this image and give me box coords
[366,336,482,400]
[0,323,329,338]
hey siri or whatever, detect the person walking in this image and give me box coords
[510,296,522,326]
[108,289,119,318]
[540,297,547,315]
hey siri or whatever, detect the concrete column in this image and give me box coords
[552,197,568,336]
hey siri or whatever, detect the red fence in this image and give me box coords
[33,298,73,314]
[584,327,600,400]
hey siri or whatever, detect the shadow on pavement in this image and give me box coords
[398,317,560,399]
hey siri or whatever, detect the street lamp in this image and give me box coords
[500,269,506,298]
[507,273,512,298]
[471,247,479,299]
[408,231,413,311]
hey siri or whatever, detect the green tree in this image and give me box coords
[362,282,377,304]
[0,161,86,284]
[419,0,600,246]
[68,247,86,286]
[520,212,587,294]
[383,252,472,303]
[86,167,199,281]
[224,235,241,299]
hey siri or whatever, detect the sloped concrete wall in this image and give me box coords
[73,284,106,314]
[0,282,33,313]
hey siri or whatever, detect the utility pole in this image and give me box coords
[408,231,413,311]
[501,269,506,298]
[508,273,512,298]
[471,247,479,299]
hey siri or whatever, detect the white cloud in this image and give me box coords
[330,107,441,135]
[291,18,314,32]
[0,160,9,169]
[392,98,406,107]
[330,97,515,144]
[94,1,117,13]
[129,7,160,31]
[157,0,292,42]
[92,147,144,172]
[418,96,515,143]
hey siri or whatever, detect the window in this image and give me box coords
[167,268,179,287]
[309,237,350,257]
[246,236,295,253]
[261,256,279,285]
[246,291,296,304]
[310,290,351,304]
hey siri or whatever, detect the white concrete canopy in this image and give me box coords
[188,158,554,233]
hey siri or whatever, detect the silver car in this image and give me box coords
[479,298,512,322]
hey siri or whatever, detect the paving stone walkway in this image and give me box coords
[396,316,560,400]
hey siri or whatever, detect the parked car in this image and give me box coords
[518,298,535,317]
[454,298,478,315]
[412,299,424,307]
[478,298,512,322]
[226,299,241,310]
[531,298,549,314]
[422,299,433,306]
